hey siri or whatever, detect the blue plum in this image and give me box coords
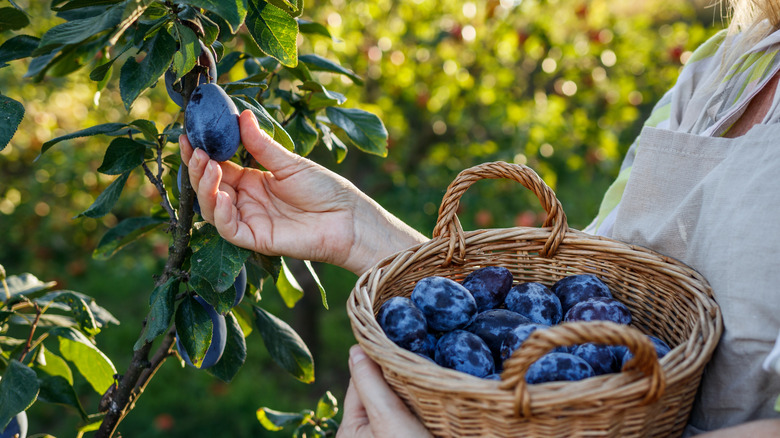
[571,343,618,375]
[377,296,429,353]
[564,297,632,325]
[177,165,201,214]
[465,309,531,365]
[483,373,502,381]
[176,296,228,369]
[165,68,210,107]
[461,266,513,311]
[185,83,241,162]
[232,265,247,308]
[411,276,477,332]
[620,335,672,366]
[1,411,27,438]
[434,330,495,377]
[525,352,596,384]
[504,282,563,326]
[551,274,612,313]
[500,323,565,363]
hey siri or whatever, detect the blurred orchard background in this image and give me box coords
[1,0,721,436]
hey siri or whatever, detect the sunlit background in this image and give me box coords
[1,0,721,436]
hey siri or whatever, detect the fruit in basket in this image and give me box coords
[564,297,632,325]
[500,323,567,362]
[465,309,531,365]
[504,282,563,326]
[411,276,477,332]
[461,266,514,311]
[184,83,241,162]
[434,330,495,377]
[525,352,596,383]
[552,274,612,313]
[570,343,619,375]
[377,296,429,353]
[620,334,672,366]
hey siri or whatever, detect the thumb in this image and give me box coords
[238,110,302,176]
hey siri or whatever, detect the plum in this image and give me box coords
[483,373,502,381]
[411,276,477,332]
[564,296,632,325]
[504,282,562,326]
[1,411,27,438]
[500,323,566,363]
[465,309,531,365]
[165,41,218,107]
[552,274,612,313]
[177,165,201,214]
[434,330,495,377]
[185,83,241,162]
[176,296,228,369]
[461,266,513,311]
[620,335,672,366]
[525,352,595,384]
[377,296,428,353]
[233,265,247,308]
[570,343,618,375]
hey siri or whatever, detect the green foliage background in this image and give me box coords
[1,0,720,436]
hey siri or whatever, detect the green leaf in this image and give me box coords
[129,119,158,142]
[297,19,333,40]
[325,107,388,157]
[253,305,314,383]
[36,375,88,420]
[119,28,177,110]
[276,258,303,308]
[0,360,38,430]
[0,95,24,152]
[299,81,346,109]
[246,0,298,67]
[231,96,275,136]
[37,3,123,50]
[206,311,247,382]
[48,327,116,395]
[5,273,56,298]
[232,307,253,337]
[89,40,132,82]
[256,407,306,431]
[299,54,363,85]
[53,292,100,336]
[317,121,347,163]
[190,223,251,293]
[171,22,199,78]
[174,295,213,367]
[287,112,318,156]
[97,138,146,175]
[303,260,327,310]
[94,216,167,260]
[315,391,338,419]
[0,35,40,68]
[271,117,295,152]
[247,252,280,287]
[0,7,29,32]
[76,171,131,219]
[184,0,247,33]
[133,278,179,350]
[266,0,302,17]
[32,345,73,385]
[37,290,119,328]
[37,122,128,160]
[189,274,236,316]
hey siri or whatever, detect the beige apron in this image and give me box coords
[611,124,780,434]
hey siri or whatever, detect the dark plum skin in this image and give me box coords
[176,296,228,369]
[177,165,201,214]
[465,309,531,365]
[552,274,612,314]
[461,266,513,311]
[504,282,562,326]
[377,297,428,353]
[165,41,217,107]
[185,83,241,162]
[500,323,565,363]
[1,411,27,438]
[571,343,618,375]
[564,297,632,325]
[434,330,495,377]
[621,335,672,366]
[525,352,596,384]
[411,276,477,332]
[233,265,247,308]
[483,373,502,381]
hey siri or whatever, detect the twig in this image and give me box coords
[141,162,177,222]
[18,300,42,361]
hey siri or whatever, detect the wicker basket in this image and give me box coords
[347,162,723,438]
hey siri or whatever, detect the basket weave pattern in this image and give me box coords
[347,162,722,438]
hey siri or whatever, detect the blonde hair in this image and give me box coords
[727,0,780,33]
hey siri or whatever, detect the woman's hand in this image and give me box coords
[337,345,432,438]
[180,110,426,275]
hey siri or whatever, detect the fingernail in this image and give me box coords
[349,345,367,366]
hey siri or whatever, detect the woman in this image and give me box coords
[180,0,780,435]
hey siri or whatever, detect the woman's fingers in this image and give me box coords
[196,160,222,222]
[239,110,304,178]
[335,379,371,438]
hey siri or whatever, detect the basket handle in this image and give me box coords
[431,161,568,264]
[498,321,666,418]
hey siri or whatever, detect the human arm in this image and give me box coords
[336,345,432,438]
[180,110,427,276]
[695,419,780,437]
